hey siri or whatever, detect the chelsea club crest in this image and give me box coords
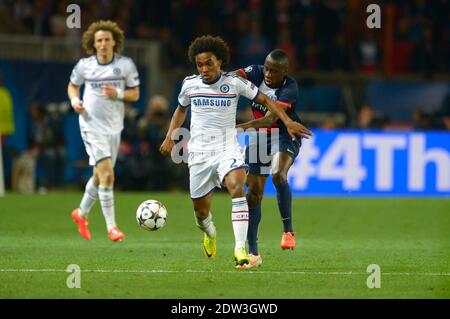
[220,84,230,93]
[113,67,121,76]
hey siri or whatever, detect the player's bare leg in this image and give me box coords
[272,152,296,250]
[192,191,216,258]
[95,158,124,241]
[223,168,250,266]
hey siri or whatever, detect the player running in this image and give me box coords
[68,20,140,241]
[236,49,307,268]
[159,36,311,268]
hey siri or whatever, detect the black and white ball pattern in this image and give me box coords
[136,200,168,231]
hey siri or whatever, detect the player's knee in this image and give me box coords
[194,206,209,219]
[228,183,245,198]
[99,169,114,186]
[246,191,263,206]
[272,171,287,186]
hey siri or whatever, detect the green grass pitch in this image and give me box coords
[0,192,448,298]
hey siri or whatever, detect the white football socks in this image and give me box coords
[231,197,249,250]
[98,185,116,231]
[195,212,216,238]
[79,177,98,217]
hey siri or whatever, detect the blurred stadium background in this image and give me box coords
[0,0,449,300]
[0,0,449,196]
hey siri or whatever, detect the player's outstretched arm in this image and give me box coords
[67,82,85,114]
[236,111,278,130]
[160,105,188,156]
[254,92,312,139]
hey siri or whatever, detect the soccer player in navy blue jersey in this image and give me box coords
[236,49,310,268]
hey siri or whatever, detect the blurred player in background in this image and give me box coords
[236,49,305,268]
[67,20,140,241]
[160,36,311,268]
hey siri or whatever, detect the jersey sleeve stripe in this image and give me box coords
[84,76,126,81]
[276,101,292,109]
[189,93,237,97]
[237,69,248,79]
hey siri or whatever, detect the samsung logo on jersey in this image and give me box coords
[192,98,231,107]
[90,81,121,89]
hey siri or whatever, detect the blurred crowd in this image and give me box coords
[116,95,186,192]
[1,0,449,75]
[352,102,450,130]
[11,95,187,192]
[1,0,449,192]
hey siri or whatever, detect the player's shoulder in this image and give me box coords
[115,53,133,62]
[182,74,200,85]
[222,71,238,78]
[282,75,299,91]
[115,54,136,66]
[238,65,264,85]
[243,64,263,73]
[76,55,96,66]
[222,71,248,84]
[284,75,298,86]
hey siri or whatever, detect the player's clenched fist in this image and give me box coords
[102,83,118,98]
[160,138,175,156]
[71,97,85,114]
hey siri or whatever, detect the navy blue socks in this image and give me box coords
[247,205,262,255]
[275,181,293,233]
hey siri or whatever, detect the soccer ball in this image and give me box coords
[136,200,168,231]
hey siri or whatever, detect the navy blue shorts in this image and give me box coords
[244,132,301,176]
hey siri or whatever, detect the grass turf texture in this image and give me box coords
[0,192,448,298]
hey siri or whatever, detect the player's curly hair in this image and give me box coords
[82,20,125,55]
[188,35,230,65]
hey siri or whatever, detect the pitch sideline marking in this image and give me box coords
[0,268,448,276]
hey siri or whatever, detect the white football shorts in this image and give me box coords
[188,149,248,199]
[80,131,121,166]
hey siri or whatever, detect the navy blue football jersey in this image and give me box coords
[238,64,302,135]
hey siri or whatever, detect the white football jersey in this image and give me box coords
[178,72,259,154]
[70,54,140,134]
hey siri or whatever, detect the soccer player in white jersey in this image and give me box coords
[67,20,140,242]
[160,35,311,268]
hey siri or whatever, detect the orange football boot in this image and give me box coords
[71,208,91,240]
[280,232,296,250]
[108,226,125,242]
